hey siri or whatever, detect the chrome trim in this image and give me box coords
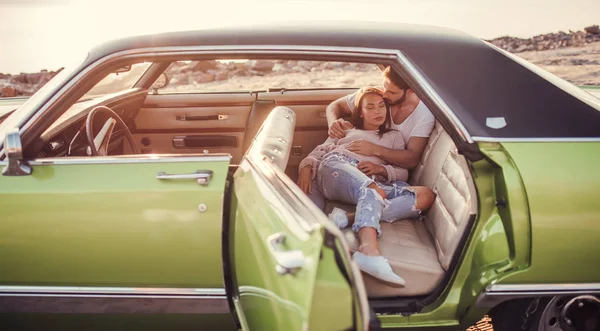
[267,232,305,275]
[245,156,317,234]
[0,286,230,314]
[473,136,600,143]
[173,136,186,148]
[394,52,474,144]
[0,285,226,296]
[476,283,600,308]
[19,154,230,166]
[156,169,213,185]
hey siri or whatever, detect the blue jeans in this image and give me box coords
[313,153,421,236]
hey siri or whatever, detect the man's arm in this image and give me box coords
[325,96,352,127]
[325,96,354,138]
[375,136,429,169]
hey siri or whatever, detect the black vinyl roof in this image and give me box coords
[88,21,600,139]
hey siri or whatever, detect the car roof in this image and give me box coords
[87,21,600,140]
[87,21,482,63]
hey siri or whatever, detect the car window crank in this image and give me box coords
[267,233,305,275]
[156,170,213,185]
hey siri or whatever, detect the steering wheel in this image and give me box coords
[85,106,137,156]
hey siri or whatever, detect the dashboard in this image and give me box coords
[36,89,148,158]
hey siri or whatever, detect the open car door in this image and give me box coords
[225,107,371,331]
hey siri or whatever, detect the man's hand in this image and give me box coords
[297,166,313,194]
[347,140,379,156]
[357,161,385,176]
[328,119,353,139]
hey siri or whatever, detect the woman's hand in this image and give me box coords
[358,161,385,176]
[297,166,313,194]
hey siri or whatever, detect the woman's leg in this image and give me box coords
[355,183,386,256]
[381,184,435,222]
[318,159,405,286]
[307,178,326,210]
[337,184,435,225]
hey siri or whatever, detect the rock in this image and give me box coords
[272,63,285,72]
[514,44,528,52]
[291,65,307,73]
[194,60,219,71]
[1,86,16,97]
[245,60,274,72]
[231,68,249,77]
[488,25,600,53]
[194,72,215,84]
[585,25,600,35]
[214,71,228,81]
[13,74,28,84]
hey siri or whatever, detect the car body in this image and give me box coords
[0,22,599,331]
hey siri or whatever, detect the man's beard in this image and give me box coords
[384,89,407,106]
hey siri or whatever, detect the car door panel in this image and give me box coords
[0,154,237,330]
[0,154,229,288]
[133,93,254,161]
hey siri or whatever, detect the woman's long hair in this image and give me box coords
[350,87,392,138]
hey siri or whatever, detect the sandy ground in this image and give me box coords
[518,42,600,86]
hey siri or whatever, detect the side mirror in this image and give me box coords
[2,129,31,176]
[114,65,132,74]
[150,73,169,95]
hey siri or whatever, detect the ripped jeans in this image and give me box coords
[315,153,421,236]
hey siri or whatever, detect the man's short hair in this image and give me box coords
[383,66,410,90]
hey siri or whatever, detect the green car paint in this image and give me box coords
[434,141,600,329]
[0,157,229,288]
[494,142,600,284]
[307,241,354,331]
[231,158,355,330]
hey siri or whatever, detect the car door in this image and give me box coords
[0,152,236,330]
[224,106,370,331]
[133,93,254,163]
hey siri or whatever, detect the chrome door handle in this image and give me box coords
[267,233,304,275]
[156,170,213,185]
[176,114,228,121]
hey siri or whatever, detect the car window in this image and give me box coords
[41,62,152,137]
[158,60,383,93]
[80,62,152,100]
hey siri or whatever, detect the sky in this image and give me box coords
[0,0,599,74]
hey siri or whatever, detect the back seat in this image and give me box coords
[326,122,477,297]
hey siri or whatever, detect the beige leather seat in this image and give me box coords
[326,122,477,297]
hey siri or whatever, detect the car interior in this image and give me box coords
[33,58,478,312]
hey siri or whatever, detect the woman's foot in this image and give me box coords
[328,207,349,229]
[352,252,406,287]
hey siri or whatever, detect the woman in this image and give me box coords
[297,87,435,286]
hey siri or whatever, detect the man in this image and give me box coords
[326,66,435,170]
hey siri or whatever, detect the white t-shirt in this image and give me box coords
[346,92,435,143]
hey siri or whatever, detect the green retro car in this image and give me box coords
[0,22,599,331]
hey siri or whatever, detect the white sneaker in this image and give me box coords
[328,207,349,229]
[352,252,406,287]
